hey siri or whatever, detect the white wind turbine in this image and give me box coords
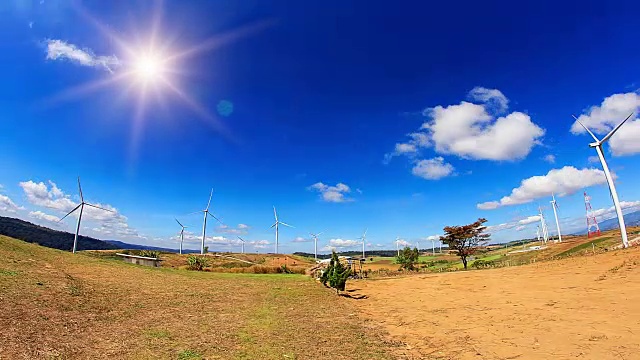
[271,206,293,254]
[573,113,633,248]
[237,236,246,254]
[309,232,322,261]
[538,206,549,243]
[395,236,401,256]
[536,225,541,243]
[550,194,562,243]
[191,189,222,255]
[58,177,113,254]
[358,229,367,260]
[175,218,188,254]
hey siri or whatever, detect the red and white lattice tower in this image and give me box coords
[584,191,601,238]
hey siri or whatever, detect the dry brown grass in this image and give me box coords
[0,236,394,359]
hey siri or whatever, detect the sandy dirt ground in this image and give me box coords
[351,246,640,360]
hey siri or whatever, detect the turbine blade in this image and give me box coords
[279,221,294,228]
[175,218,184,227]
[237,236,245,242]
[363,228,368,237]
[77,177,84,202]
[317,232,323,236]
[270,222,277,228]
[206,189,213,211]
[186,211,203,216]
[85,203,114,213]
[208,212,223,223]
[602,112,634,143]
[572,115,600,143]
[58,204,81,222]
[273,206,278,221]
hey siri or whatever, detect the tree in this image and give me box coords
[441,218,490,270]
[396,246,419,271]
[321,251,351,294]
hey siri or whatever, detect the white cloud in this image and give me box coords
[308,182,353,203]
[328,238,360,248]
[515,225,526,232]
[518,215,541,225]
[543,154,556,164]
[570,92,640,156]
[426,235,441,241]
[389,88,544,165]
[45,39,121,73]
[20,179,144,241]
[292,236,311,243]
[477,166,609,209]
[411,157,454,180]
[485,222,517,233]
[216,223,249,235]
[0,193,23,213]
[591,200,640,220]
[395,239,412,247]
[28,211,60,224]
[249,240,270,249]
[468,86,509,113]
[588,156,600,164]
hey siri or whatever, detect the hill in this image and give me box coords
[103,240,188,253]
[0,235,393,359]
[598,210,640,231]
[0,216,117,251]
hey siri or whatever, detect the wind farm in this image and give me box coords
[3,1,640,359]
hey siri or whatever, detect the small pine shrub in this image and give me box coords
[139,250,160,259]
[186,256,209,271]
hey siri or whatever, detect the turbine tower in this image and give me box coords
[538,206,549,243]
[550,194,562,243]
[58,177,113,254]
[536,225,541,242]
[358,229,367,260]
[310,232,322,261]
[193,189,222,255]
[237,236,245,254]
[271,206,293,254]
[175,218,188,254]
[431,238,436,255]
[573,113,633,248]
[395,236,401,256]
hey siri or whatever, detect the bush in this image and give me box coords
[396,247,419,271]
[323,251,351,294]
[186,256,209,271]
[139,250,160,259]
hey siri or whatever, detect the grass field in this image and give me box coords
[0,236,393,359]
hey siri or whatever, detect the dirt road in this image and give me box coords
[352,247,640,359]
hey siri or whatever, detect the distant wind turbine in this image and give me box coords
[271,206,293,254]
[573,113,633,248]
[191,189,222,255]
[175,218,188,254]
[237,236,245,254]
[395,236,401,256]
[358,229,367,260]
[550,194,562,243]
[58,177,113,254]
[309,232,322,261]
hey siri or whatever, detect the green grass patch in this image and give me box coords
[0,269,18,276]
[144,329,171,339]
[177,349,203,360]
[557,237,612,257]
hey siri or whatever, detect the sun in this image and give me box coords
[134,53,164,82]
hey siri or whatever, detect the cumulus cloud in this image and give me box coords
[328,238,360,248]
[20,179,143,241]
[591,200,640,220]
[216,223,249,235]
[292,236,311,243]
[249,240,270,249]
[45,39,121,73]
[426,235,441,241]
[485,222,517,233]
[0,193,23,213]
[29,211,60,225]
[477,166,609,209]
[515,225,526,232]
[468,86,509,113]
[570,92,640,156]
[308,182,353,203]
[411,157,455,180]
[395,239,412,247]
[518,215,541,225]
[588,156,600,164]
[543,154,556,164]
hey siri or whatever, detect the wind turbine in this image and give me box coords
[192,189,222,255]
[175,218,188,254]
[395,236,401,256]
[538,206,549,243]
[271,206,293,254]
[550,194,562,243]
[573,113,633,248]
[536,226,541,242]
[58,177,113,254]
[237,236,245,254]
[358,229,367,260]
[431,238,436,255]
[309,232,322,261]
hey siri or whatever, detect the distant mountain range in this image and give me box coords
[0,216,183,253]
[572,210,640,235]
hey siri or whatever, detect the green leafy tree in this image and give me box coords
[186,256,209,271]
[203,246,209,253]
[441,218,490,269]
[396,246,419,271]
[322,251,351,294]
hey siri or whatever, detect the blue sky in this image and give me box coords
[1,0,640,253]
